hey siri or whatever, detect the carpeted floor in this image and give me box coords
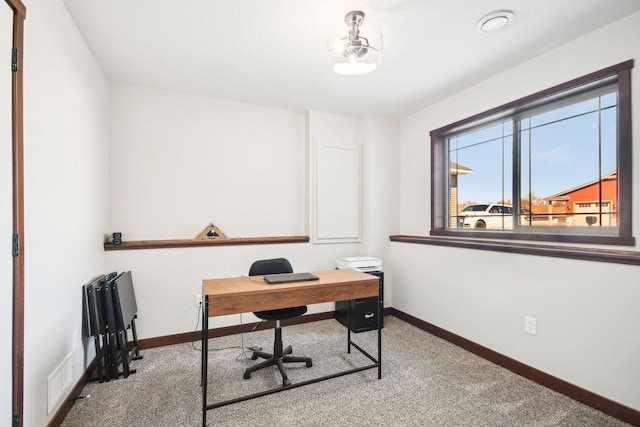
[61,317,629,426]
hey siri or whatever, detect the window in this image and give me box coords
[430,60,633,245]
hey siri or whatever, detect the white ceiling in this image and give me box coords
[62,0,640,118]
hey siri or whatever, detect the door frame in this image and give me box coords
[5,0,25,425]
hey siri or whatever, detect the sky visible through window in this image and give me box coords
[450,91,616,208]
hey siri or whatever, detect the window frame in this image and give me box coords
[430,60,634,246]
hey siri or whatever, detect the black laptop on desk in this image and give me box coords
[263,272,319,284]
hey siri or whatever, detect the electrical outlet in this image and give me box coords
[195,294,202,308]
[525,316,537,335]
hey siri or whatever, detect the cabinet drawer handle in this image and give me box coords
[364,312,374,319]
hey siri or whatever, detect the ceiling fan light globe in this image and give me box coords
[328,10,382,76]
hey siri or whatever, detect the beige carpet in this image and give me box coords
[61,317,629,426]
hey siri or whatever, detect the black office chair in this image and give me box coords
[243,258,313,385]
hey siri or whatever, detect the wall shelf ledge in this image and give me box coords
[104,236,310,251]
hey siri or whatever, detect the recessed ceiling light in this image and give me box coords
[477,11,514,33]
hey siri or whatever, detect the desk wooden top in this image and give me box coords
[202,269,379,317]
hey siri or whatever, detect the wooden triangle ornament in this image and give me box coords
[195,223,228,240]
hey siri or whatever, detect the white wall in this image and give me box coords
[106,86,400,338]
[361,115,400,307]
[109,83,307,240]
[22,0,109,425]
[394,11,640,410]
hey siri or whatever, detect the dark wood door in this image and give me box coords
[4,0,25,425]
[1,2,14,422]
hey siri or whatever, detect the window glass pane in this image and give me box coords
[601,105,618,227]
[520,93,617,229]
[454,122,511,149]
[503,121,513,136]
[449,123,513,230]
[601,92,616,109]
[601,106,617,173]
[530,97,599,128]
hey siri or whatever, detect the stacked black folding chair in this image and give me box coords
[82,271,143,382]
[110,271,143,376]
[83,274,108,382]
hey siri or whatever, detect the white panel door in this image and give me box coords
[314,139,361,243]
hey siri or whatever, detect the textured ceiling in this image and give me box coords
[63,0,640,117]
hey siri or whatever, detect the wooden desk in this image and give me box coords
[201,269,382,425]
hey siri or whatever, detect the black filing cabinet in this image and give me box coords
[334,271,383,332]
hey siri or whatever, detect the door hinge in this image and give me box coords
[13,415,19,427]
[12,233,20,257]
[12,48,19,72]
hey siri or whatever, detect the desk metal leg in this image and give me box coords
[202,296,209,426]
[346,299,351,354]
[377,281,382,379]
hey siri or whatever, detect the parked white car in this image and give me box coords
[457,204,531,229]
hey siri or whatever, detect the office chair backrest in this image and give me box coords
[249,258,293,276]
